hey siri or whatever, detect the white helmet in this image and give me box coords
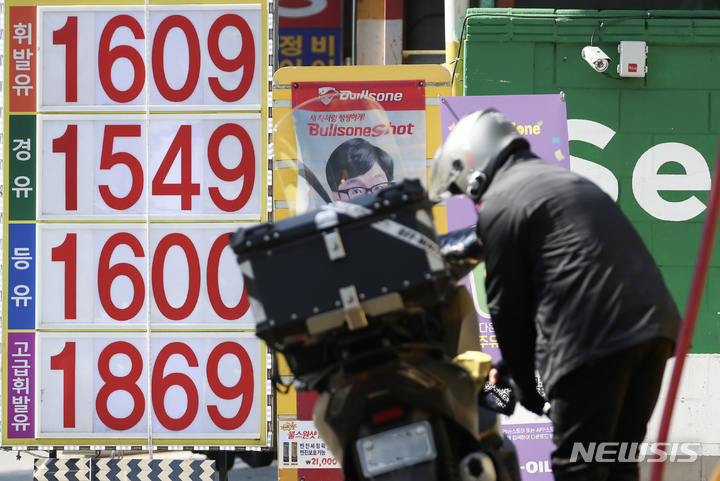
[429,109,529,202]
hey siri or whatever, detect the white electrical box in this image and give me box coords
[617,41,648,77]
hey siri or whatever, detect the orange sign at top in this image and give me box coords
[9,6,37,112]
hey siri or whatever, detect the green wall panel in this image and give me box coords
[620,91,709,134]
[653,223,704,266]
[554,44,644,91]
[617,178,648,222]
[465,42,535,94]
[702,267,720,351]
[660,266,705,317]
[709,92,720,133]
[464,8,720,353]
[533,43,555,90]
[632,221,654,252]
[563,89,620,129]
[646,46,720,89]
[646,19,695,43]
[600,133,653,176]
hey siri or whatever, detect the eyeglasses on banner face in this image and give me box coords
[337,182,395,199]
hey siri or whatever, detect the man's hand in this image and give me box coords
[492,361,547,416]
[514,382,547,416]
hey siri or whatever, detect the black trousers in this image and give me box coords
[548,337,674,481]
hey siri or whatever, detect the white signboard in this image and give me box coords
[3,0,271,449]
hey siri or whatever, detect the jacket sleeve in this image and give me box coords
[478,196,544,412]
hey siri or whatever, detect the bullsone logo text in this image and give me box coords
[317,87,404,105]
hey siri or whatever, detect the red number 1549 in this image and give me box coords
[50,121,255,213]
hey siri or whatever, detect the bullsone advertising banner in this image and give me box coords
[3,0,272,449]
[289,80,427,213]
[272,79,428,476]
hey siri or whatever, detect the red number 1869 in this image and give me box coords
[43,336,260,435]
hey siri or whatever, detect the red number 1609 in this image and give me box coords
[43,8,260,107]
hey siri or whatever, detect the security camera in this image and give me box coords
[581,46,611,73]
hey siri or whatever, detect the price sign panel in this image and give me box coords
[38,115,262,220]
[38,332,262,438]
[39,6,262,111]
[37,224,253,329]
[3,0,272,450]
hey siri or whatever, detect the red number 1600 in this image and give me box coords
[51,232,250,322]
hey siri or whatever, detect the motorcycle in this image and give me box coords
[231,93,521,481]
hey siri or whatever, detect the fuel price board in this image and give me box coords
[3,0,273,450]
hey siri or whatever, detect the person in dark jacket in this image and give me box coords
[429,109,680,481]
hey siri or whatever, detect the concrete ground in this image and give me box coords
[0,449,279,481]
[3,449,718,480]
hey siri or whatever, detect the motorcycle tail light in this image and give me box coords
[372,406,404,424]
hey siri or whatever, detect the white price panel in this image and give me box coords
[38,224,254,329]
[38,114,262,220]
[3,0,270,448]
[38,332,264,439]
[39,5,263,111]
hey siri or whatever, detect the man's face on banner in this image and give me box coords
[332,163,390,201]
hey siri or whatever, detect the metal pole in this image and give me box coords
[351,0,357,65]
[444,0,469,95]
[218,452,229,481]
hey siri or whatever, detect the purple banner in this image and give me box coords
[441,94,571,480]
[7,332,36,438]
[504,423,555,477]
[446,196,500,361]
[440,94,570,170]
